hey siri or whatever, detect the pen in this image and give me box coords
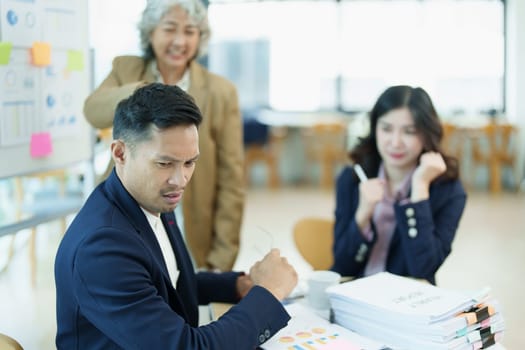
[353,164,368,182]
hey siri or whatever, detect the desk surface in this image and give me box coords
[0,195,83,238]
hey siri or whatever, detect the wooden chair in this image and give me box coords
[303,122,348,189]
[0,332,23,350]
[293,217,334,270]
[471,122,518,192]
[244,127,287,188]
[441,122,463,161]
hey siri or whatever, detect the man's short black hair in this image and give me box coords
[113,83,203,146]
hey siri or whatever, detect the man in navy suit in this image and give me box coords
[55,83,298,349]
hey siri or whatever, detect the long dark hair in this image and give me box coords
[350,85,459,181]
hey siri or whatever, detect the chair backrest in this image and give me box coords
[497,123,517,165]
[0,333,23,350]
[302,122,349,188]
[303,122,348,161]
[472,122,517,165]
[293,217,334,270]
[441,122,462,160]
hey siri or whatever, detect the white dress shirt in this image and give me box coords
[141,208,179,288]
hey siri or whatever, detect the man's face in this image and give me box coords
[112,124,199,215]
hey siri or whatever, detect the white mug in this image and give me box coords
[306,270,341,309]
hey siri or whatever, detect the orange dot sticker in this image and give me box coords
[296,331,311,338]
[311,327,326,334]
[278,336,294,343]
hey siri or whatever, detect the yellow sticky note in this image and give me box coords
[67,50,84,71]
[0,42,13,65]
[31,42,52,66]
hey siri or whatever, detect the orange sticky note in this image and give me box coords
[31,42,52,66]
[30,132,53,158]
[0,42,13,65]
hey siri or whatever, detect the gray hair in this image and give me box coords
[138,0,210,61]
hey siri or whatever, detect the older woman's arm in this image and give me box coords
[84,56,148,129]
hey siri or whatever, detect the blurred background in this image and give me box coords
[1,0,524,349]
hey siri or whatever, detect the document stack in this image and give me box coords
[326,272,505,350]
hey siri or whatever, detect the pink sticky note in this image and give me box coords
[30,132,53,158]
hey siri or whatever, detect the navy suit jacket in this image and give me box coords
[331,166,467,284]
[55,170,289,349]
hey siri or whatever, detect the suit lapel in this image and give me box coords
[103,152,199,325]
[142,61,156,83]
[161,213,192,275]
[103,170,173,286]
[187,61,208,116]
[161,212,199,326]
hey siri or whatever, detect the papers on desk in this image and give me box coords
[326,272,505,350]
[261,303,389,350]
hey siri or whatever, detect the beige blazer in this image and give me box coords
[84,56,244,270]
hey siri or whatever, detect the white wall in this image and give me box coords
[88,0,145,87]
[505,0,525,186]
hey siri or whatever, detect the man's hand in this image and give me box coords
[236,274,254,298]
[249,249,298,301]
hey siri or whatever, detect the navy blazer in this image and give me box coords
[331,166,467,284]
[55,170,289,349]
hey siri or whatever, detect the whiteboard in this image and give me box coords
[0,0,92,179]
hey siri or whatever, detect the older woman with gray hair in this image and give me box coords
[84,0,244,272]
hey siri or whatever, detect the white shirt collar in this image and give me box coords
[141,207,161,231]
[150,60,191,92]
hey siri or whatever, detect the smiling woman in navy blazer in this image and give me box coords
[54,83,298,349]
[331,86,466,285]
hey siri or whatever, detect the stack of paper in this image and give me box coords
[326,272,505,350]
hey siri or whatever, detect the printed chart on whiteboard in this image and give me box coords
[0,0,91,178]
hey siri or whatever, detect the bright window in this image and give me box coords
[87,0,505,115]
[208,0,504,115]
[339,0,504,114]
